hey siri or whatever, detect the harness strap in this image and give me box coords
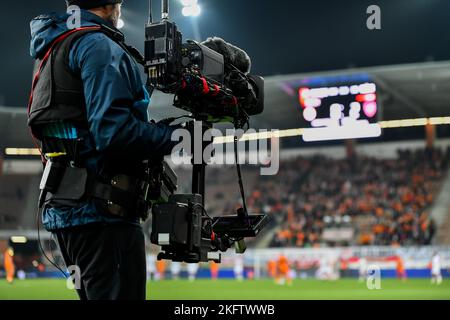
[91,181,138,209]
[28,26,101,113]
[43,163,147,218]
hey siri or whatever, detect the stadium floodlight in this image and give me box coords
[181,0,201,17]
[181,6,190,16]
[4,147,41,156]
[11,236,27,244]
[182,4,201,17]
[117,18,125,29]
[181,0,198,6]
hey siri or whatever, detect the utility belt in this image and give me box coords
[38,159,152,220]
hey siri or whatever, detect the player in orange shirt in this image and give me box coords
[4,248,15,284]
[276,255,292,286]
[396,256,407,281]
[267,259,277,282]
[156,260,166,280]
[210,261,219,280]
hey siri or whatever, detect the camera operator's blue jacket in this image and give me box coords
[30,10,177,231]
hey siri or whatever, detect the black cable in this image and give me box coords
[49,233,60,267]
[36,205,67,278]
[234,135,248,216]
[192,202,212,220]
[148,0,153,24]
[192,203,217,245]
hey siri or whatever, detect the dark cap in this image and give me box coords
[66,0,123,9]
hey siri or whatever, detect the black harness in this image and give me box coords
[28,24,144,138]
[28,25,151,220]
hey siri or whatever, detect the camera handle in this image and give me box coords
[189,121,212,206]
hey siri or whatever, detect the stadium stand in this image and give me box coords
[0,174,38,229]
[173,146,450,248]
[437,207,450,244]
[263,147,450,247]
[1,147,449,250]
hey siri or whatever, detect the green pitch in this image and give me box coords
[0,278,449,300]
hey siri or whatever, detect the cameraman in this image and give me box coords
[28,0,178,299]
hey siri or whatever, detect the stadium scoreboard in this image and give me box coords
[298,82,382,142]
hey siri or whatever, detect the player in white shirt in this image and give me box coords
[146,254,156,281]
[170,262,182,280]
[187,263,199,282]
[431,251,443,285]
[358,257,367,282]
[316,258,338,280]
[233,257,244,281]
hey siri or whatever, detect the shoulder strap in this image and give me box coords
[28,26,101,116]
[27,26,102,162]
[28,25,145,144]
[51,27,105,108]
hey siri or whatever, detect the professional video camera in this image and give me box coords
[144,0,264,128]
[145,0,268,263]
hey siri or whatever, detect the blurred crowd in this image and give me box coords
[225,147,449,248]
[267,147,449,247]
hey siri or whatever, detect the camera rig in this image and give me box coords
[144,0,264,128]
[145,0,268,263]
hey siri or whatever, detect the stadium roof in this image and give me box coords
[2,60,450,152]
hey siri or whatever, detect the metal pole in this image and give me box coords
[162,0,169,20]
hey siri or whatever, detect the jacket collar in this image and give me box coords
[80,9,124,41]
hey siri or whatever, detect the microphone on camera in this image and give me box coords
[201,37,252,74]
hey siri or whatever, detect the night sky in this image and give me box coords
[0,0,449,107]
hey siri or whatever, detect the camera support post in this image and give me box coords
[190,121,210,207]
[188,119,264,256]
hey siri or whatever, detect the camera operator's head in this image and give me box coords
[66,0,123,28]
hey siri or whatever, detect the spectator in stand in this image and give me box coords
[245,148,448,248]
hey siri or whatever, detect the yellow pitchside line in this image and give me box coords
[215,116,450,143]
[4,117,450,155]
